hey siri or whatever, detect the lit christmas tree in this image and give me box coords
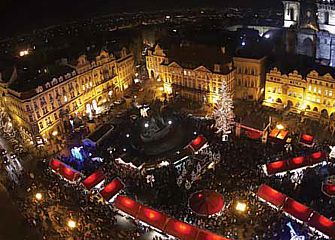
[213,81,235,141]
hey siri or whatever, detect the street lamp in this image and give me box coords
[67,219,77,229]
[235,201,247,213]
[35,193,43,201]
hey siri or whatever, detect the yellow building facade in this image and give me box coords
[264,67,335,119]
[146,44,235,104]
[233,56,267,101]
[0,48,135,144]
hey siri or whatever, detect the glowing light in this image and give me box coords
[276,124,285,130]
[330,146,335,159]
[168,120,172,125]
[126,134,130,138]
[264,33,270,39]
[35,193,43,201]
[19,50,29,57]
[67,220,77,229]
[52,130,58,136]
[241,41,246,46]
[64,96,68,103]
[71,146,83,161]
[108,90,113,96]
[144,123,149,128]
[235,201,247,212]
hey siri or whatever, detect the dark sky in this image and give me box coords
[0,0,281,37]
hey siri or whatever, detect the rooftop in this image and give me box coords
[268,54,335,79]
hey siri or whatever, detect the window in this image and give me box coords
[330,90,333,97]
[308,85,312,91]
[325,11,330,24]
[39,122,44,130]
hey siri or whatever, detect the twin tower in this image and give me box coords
[282,0,335,66]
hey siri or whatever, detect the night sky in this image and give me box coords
[0,0,281,37]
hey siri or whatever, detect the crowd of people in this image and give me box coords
[2,99,335,240]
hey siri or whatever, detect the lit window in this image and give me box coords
[308,85,312,91]
[64,96,68,103]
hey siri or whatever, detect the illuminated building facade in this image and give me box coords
[146,44,235,104]
[233,56,267,101]
[0,48,135,144]
[264,67,335,119]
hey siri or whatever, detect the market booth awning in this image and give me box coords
[49,159,63,172]
[257,184,287,208]
[265,160,289,176]
[287,156,308,170]
[137,206,169,230]
[188,135,207,152]
[308,212,335,238]
[49,159,81,183]
[99,177,124,202]
[165,219,199,240]
[263,151,327,176]
[60,164,81,182]
[299,134,314,146]
[283,198,313,223]
[189,190,224,216]
[82,170,105,191]
[114,195,141,217]
[309,151,326,165]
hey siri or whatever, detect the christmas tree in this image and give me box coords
[213,81,235,140]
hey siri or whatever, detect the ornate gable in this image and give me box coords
[194,65,211,73]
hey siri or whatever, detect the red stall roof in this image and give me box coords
[114,195,141,216]
[288,156,308,170]
[300,134,314,145]
[308,212,335,238]
[309,151,326,164]
[283,198,313,222]
[49,159,63,172]
[60,164,81,182]
[82,170,105,190]
[165,219,199,240]
[266,160,288,175]
[257,184,287,208]
[196,230,230,240]
[190,135,207,152]
[100,178,124,202]
[137,205,169,230]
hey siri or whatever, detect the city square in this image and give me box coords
[0,0,335,239]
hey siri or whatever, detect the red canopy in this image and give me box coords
[288,156,308,170]
[189,190,224,216]
[100,178,124,202]
[308,212,335,238]
[283,198,313,222]
[114,195,141,216]
[82,170,105,190]
[300,134,314,146]
[309,151,326,164]
[265,160,288,175]
[196,230,230,240]
[137,205,169,230]
[49,159,63,172]
[257,184,287,208]
[190,135,207,151]
[59,164,81,182]
[165,219,199,240]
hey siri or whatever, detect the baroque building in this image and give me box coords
[146,44,235,104]
[264,67,335,119]
[233,54,267,101]
[0,48,135,145]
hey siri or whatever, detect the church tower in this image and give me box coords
[283,1,301,28]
